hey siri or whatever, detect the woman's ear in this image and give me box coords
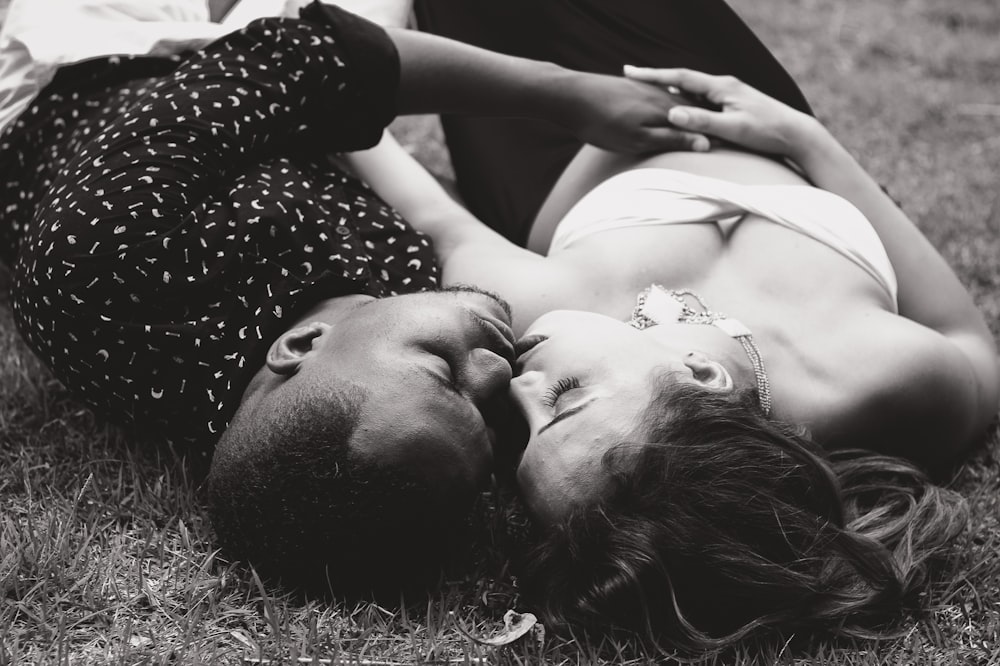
[683,351,735,391]
[266,322,331,375]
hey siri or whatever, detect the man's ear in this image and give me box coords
[682,351,734,392]
[266,322,331,375]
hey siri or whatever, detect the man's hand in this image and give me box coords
[560,72,711,154]
[623,66,822,162]
[388,28,709,155]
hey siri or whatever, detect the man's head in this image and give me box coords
[206,287,515,592]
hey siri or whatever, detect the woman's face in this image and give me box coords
[509,310,735,523]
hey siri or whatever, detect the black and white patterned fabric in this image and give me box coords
[0,5,439,450]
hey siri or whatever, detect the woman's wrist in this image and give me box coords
[786,115,842,174]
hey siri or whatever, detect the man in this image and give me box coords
[0,1,698,590]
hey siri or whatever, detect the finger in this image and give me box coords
[667,105,729,136]
[640,126,712,153]
[623,66,719,97]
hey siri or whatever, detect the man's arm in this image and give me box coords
[384,24,707,155]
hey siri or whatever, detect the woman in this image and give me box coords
[344,0,1000,650]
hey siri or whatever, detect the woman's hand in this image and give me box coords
[623,66,822,161]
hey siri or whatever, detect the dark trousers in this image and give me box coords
[415,0,812,245]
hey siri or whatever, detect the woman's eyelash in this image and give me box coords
[542,377,581,407]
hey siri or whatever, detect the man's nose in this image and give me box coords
[461,347,513,406]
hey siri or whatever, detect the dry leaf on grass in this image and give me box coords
[474,610,539,647]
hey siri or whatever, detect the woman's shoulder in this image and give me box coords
[782,310,992,468]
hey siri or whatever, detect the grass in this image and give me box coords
[2,0,1000,663]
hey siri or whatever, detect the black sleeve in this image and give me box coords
[299,0,400,148]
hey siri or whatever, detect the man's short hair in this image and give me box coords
[206,380,474,594]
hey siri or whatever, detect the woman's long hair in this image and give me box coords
[516,379,968,653]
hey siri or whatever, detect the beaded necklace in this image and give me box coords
[628,285,772,416]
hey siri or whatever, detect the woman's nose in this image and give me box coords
[461,347,513,407]
[508,370,546,426]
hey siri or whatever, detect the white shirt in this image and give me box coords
[0,0,411,136]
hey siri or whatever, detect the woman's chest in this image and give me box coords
[548,214,893,319]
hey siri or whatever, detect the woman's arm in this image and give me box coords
[344,131,510,258]
[628,67,1000,440]
[345,132,579,333]
[790,122,999,431]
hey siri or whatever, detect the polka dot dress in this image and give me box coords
[0,7,439,451]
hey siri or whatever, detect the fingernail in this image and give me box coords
[668,108,689,125]
[623,64,638,74]
[692,136,710,152]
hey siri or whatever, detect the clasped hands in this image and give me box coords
[568,65,820,162]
